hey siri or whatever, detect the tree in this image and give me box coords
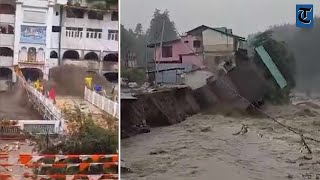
[146,9,178,43]
[34,105,118,154]
[85,0,118,9]
[134,23,143,35]
[121,24,149,67]
[251,30,296,104]
[262,17,320,92]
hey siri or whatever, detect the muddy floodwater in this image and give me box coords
[0,83,42,120]
[122,99,320,180]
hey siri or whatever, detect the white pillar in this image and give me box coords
[12,72,17,83]
[44,2,54,81]
[13,2,23,65]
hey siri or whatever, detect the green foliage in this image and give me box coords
[121,68,146,85]
[121,24,148,67]
[256,17,320,91]
[85,0,118,9]
[34,105,118,154]
[121,9,178,67]
[146,9,178,43]
[251,30,296,104]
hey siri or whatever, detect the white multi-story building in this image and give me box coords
[0,0,118,83]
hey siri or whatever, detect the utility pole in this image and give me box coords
[156,20,165,86]
[98,50,103,75]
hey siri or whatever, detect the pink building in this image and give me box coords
[147,25,247,84]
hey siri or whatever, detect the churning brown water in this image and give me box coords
[122,99,320,180]
[0,82,42,120]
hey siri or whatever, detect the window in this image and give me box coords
[162,46,173,58]
[193,40,201,48]
[66,8,84,18]
[52,26,61,32]
[184,41,189,43]
[108,30,118,41]
[56,12,59,16]
[111,11,118,21]
[88,10,104,20]
[86,28,103,39]
[65,27,83,38]
[50,51,58,58]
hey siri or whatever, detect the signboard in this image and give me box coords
[20,25,46,44]
[23,10,46,24]
[255,46,287,89]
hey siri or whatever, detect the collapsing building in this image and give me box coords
[147,25,247,84]
[147,25,286,110]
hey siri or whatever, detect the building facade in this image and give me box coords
[0,0,118,83]
[148,25,246,84]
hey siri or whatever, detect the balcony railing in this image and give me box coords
[18,60,45,65]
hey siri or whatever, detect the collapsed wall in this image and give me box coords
[121,50,268,138]
[121,87,200,138]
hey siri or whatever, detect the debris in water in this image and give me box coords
[233,124,248,135]
[200,126,211,132]
[149,150,167,155]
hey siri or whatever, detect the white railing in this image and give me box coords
[26,84,63,120]
[15,75,65,134]
[17,120,61,134]
[84,87,119,119]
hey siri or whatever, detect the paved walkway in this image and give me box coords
[55,96,103,115]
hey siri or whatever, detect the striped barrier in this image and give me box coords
[0,154,118,180]
[0,174,118,180]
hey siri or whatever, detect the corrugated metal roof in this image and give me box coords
[121,93,137,100]
[255,46,287,89]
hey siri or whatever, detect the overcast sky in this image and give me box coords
[121,0,320,38]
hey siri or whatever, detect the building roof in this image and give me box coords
[186,25,245,40]
[147,25,246,48]
[121,93,137,100]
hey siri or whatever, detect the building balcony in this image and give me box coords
[0,14,14,24]
[18,60,45,65]
[0,56,13,67]
[0,34,14,46]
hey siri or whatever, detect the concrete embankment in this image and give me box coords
[121,86,201,138]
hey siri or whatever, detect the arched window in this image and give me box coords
[0,4,15,14]
[37,48,45,62]
[50,51,58,58]
[63,50,80,59]
[28,47,36,62]
[103,53,118,62]
[84,52,99,61]
[0,47,13,56]
[20,47,27,61]
[21,68,43,82]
